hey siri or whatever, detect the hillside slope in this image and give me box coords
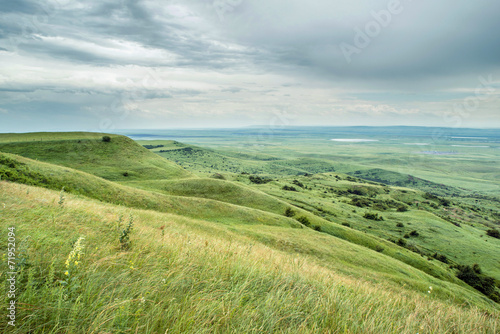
[0,132,192,181]
[0,150,472,287]
[1,181,499,333]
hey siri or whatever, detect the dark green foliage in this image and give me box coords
[313,225,321,231]
[142,144,164,149]
[351,197,371,208]
[374,245,384,252]
[0,155,59,188]
[396,222,404,228]
[284,207,296,217]
[439,198,451,207]
[486,229,500,239]
[348,188,366,196]
[424,192,438,200]
[122,172,129,177]
[102,136,111,142]
[296,216,311,227]
[397,205,408,212]
[120,215,134,250]
[403,234,410,239]
[405,244,422,255]
[456,264,499,300]
[397,238,407,247]
[249,175,271,184]
[432,253,449,264]
[372,202,389,211]
[409,230,419,237]
[292,180,305,188]
[282,185,298,191]
[342,222,351,227]
[363,212,384,221]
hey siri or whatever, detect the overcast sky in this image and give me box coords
[1,0,499,132]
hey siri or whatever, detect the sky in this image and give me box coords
[0,0,499,132]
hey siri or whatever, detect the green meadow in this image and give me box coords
[1,129,499,333]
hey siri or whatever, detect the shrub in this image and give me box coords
[348,188,366,196]
[102,135,111,142]
[282,185,298,191]
[456,264,496,297]
[296,216,311,227]
[313,225,321,231]
[397,205,408,212]
[351,197,371,208]
[409,230,419,237]
[284,207,296,217]
[396,222,404,228]
[363,212,383,221]
[397,238,407,247]
[403,234,410,239]
[249,175,271,184]
[342,222,351,227]
[432,253,449,264]
[292,180,305,188]
[486,229,500,239]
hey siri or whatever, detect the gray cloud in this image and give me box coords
[0,0,499,131]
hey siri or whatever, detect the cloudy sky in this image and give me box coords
[1,0,499,132]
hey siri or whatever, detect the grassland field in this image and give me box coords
[0,128,499,333]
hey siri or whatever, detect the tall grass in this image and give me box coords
[0,182,498,333]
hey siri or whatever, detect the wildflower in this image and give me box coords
[65,236,85,276]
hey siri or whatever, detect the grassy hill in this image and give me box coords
[1,181,499,333]
[1,150,479,286]
[0,132,192,181]
[0,132,499,333]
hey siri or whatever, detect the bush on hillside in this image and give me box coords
[486,228,500,239]
[351,197,371,208]
[409,230,419,237]
[397,205,408,212]
[296,216,311,227]
[456,264,497,297]
[432,253,449,264]
[102,136,111,142]
[249,175,271,184]
[363,212,384,221]
[292,180,305,188]
[284,207,296,217]
[397,238,407,247]
[282,185,298,191]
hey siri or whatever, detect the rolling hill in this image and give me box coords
[0,132,499,333]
